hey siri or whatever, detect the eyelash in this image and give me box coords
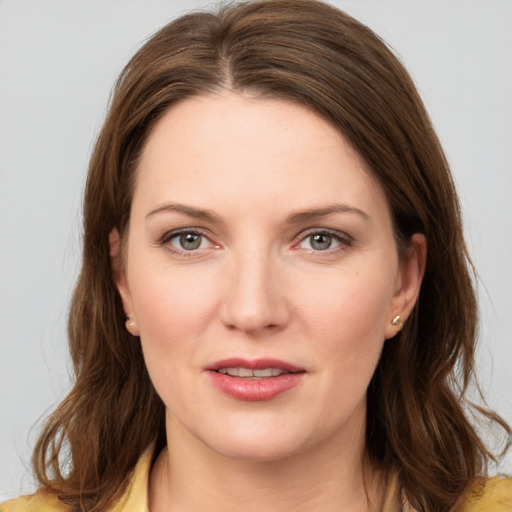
[158,227,353,256]
[295,228,353,253]
[159,228,214,257]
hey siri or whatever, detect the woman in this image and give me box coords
[2,1,511,511]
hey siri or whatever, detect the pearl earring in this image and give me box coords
[125,314,138,335]
[391,315,403,329]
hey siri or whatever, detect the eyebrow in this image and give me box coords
[285,204,371,224]
[146,202,221,223]
[146,202,370,225]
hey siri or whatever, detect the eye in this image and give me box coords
[305,233,337,251]
[160,229,213,253]
[297,229,351,251]
[171,232,205,251]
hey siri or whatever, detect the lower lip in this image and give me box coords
[207,371,305,401]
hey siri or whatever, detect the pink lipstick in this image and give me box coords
[205,358,305,401]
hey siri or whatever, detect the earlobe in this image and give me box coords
[386,233,427,339]
[109,229,137,332]
[125,314,140,337]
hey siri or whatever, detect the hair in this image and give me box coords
[32,1,510,511]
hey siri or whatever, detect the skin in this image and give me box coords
[112,93,426,511]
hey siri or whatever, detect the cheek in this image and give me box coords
[292,264,395,387]
[294,265,395,339]
[128,265,220,409]
[130,263,219,341]
[127,261,222,401]
[319,293,390,406]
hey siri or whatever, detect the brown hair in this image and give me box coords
[33,1,510,511]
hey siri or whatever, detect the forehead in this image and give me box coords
[134,93,389,221]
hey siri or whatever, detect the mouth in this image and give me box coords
[216,367,291,378]
[206,358,304,376]
[205,358,305,401]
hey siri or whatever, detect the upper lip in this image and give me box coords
[205,358,304,373]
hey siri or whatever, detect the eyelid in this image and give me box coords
[294,227,353,250]
[157,226,352,255]
[158,227,219,254]
[159,227,208,244]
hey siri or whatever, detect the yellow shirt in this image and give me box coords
[2,449,511,512]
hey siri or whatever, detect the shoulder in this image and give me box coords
[0,491,69,512]
[0,444,153,512]
[461,476,512,512]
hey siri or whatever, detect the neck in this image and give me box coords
[149,415,386,512]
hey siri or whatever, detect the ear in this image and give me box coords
[385,233,427,339]
[109,229,139,336]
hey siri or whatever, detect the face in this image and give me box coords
[114,93,424,463]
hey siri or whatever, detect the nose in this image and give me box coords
[218,251,290,335]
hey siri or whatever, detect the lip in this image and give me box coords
[205,358,303,373]
[205,358,306,401]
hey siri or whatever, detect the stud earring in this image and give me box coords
[125,314,139,335]
[391,315,403,329]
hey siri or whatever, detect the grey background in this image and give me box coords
[1,0,511,501]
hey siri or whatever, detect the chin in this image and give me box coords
[206,433,310,463]
[196,412,333,464]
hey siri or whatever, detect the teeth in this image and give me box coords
[253,368,273,377]
[239,367,253,377]
[217,367,288,378]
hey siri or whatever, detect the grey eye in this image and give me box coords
[298,232,344,251]
[173,233,203,250]
[310,233,333,250]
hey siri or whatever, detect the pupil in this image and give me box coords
[312,234,331,250]
[180,233,201,250]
